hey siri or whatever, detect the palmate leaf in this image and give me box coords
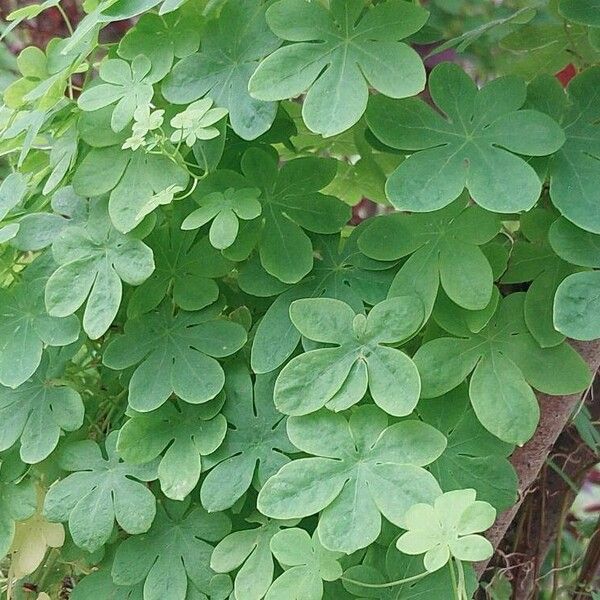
[0,452,37,559]
[118,12,200,83]
[241,148,350,283]
[258,406,445,553]
[550,218,600,340]
[71,566,144,600]
[118,396,227,501]
[527,69,600,234]
[247,229,397,374]
[45,198,155,340]
[0,259,80,389]
[502,209,576,347]
[211,515,298,600]
[44,432,159,552]
[249,0,428,137]
[78,56,155,132]
[418,385,518,511]
[103,301,247,412]
[162,0,281,140]
[127,217,232,316]
[367,62,565,213]
[274,296,423,417]
[111,499,232,600]
[0,351,84,464]
[72,143,189,233]
[265,529,343,600]
[414,293,591,445]
[200,362,296,512]
[360,198,501,317]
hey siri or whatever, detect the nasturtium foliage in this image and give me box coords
[103,302,247,412]
[250,0,429,137]
[414,293,591,445]
[117,395,227,501]
[367,62,565,213]
[265,528,343,600]
[258,406,445,553]
[200,362,296,512]
[396,489,495,572]
[274,296,423,416]
[360,198,500,315]
[43,432,159,552]
[3,1,600,597]
[0,351,84,464]
[211,515,298,600]
[111,499,232,600]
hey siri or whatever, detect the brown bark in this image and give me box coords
[476,339,600,586]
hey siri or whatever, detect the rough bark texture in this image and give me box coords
[476,339,600,588]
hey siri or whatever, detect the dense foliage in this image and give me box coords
[0,0,600,598]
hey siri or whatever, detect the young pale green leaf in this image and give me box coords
[117,396,227,501]
[0,452,37,559]
[414,293,591,445]
[528,69,600,234]
[0,352,84,464]
[258,406,445,553]
[274,296,423,416]
[211,515,298,600]
[418,385,518,511]
[266,529,343,600]
[72,144,189,233]
[360,198,500,316]
[162,0,281,140]
[0,260,80,389]
[45,198,155,339]
[367,62,565,213]
[249,229,396,374]
[200,362,296,512]
[43,432,159,553]
[111,499,232,600]
[103,302,247,412]
[249,0,428,136]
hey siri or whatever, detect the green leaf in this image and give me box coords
[72,145,189,233]
[70,566,144,600]
[200,362,296,512]
[128,216,231,316]
[361,198,500,315]
[44,432,159,552]
[103,302,247,412]
[211,515,297,600]
[0,172,27,222]
[240,148,350,283]
[275,297,423,416]
[559,0,600,26]
[111,499,232,600]
[0,351,84,464]
[78,56,155,132]
[528,69,600,234]
[249,229,396,374]
[418,385,518,511]
[266,529,342,600]
[367,62,565,213]
[550,217,600,268]
[118,12,200,82]
[45,198,155,339]
[162,0,281,140]
[0,452,36,559]
[502,209,575,347]
[117,396,227,501]
[0,259,80,389]
[250,0,428,136]
[258,406,445,553]
[414,293,591,445]
[554,271,600,340]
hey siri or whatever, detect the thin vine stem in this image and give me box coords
[341,569,430,589]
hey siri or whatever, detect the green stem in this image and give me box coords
[449,559,460,600]
[341,570,429,589]
[456,559,467,600]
